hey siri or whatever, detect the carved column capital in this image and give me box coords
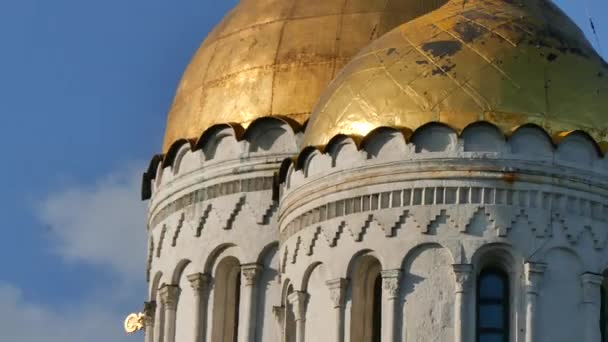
[143,301,156,322]
[159,284,181,310]
[581,273,604,304]
[288,291,309,321]
[241,263,263,287]
[452,264,473,293]
[381,269,402,300]
[524,262,547,295]
[187,273,212,294]
[326,278,349,308]
[272,305,285,327]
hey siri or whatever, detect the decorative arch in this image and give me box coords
[348,253,383,342]
[300,261,323,293]
[171,259,192,285]
[471,243,522,342]
[399,242,455,342]
[211,256,242,342]
[203,243,243,275]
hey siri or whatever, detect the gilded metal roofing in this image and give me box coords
[162,0,447,152]
[303,0,608,149]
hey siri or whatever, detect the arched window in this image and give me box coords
[477,269,509,342]
[351,255,382,342]
[284,285,296,342]
[211,257,241,342]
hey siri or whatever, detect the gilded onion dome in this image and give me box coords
[162,0,448,152]
[303,0,608,149]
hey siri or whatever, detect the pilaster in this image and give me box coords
[188,273,212,342]
[452,264,473,342]
[381,269,401,342]
[326,278,348,342]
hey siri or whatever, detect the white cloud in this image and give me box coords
[0,283,135,342]
[38,162,148,281]
[0,162,152,342]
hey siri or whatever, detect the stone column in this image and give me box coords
[326,278,348,342]
[524,262,546,342]
[188,273,211,342]
[272,306,285,342]
[581,273,604,342]
[239,263,263,342]
[143,301,156,342]
[452,264,473,342]
[381,269,401,342]
[288,291,309,342]
[159,284,181,342]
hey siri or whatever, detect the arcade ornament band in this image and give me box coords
[124,312,145,334]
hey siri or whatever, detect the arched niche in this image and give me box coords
[255,244,281,342]
[303,263,333,342]
[400,244,454,341]
[284,283,296,342]
[349,255,382,342]
[471,243,522,342]
[150,271,164,342]
[538,248,584,342]
[175,263,195,342]
[211,256,242,342]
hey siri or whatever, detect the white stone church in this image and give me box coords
[133,0,608,341]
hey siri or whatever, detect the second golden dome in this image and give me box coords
[303,0,608,148]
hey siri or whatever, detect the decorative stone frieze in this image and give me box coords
[150,176,275,229]
[280,185,608,243]
[156,225,167,258]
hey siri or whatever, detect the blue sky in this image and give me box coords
[0,0,605,341]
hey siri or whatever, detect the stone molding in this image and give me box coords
[280,185,608,248]
[381,270,402,299]
[159,285,181,310]
[150,176,274,229]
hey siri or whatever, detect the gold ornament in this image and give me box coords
[124,312,145,334]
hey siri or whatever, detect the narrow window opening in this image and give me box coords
[601,277,608,342]
[211,257,241,342]
[233,271,241,342]
[285,286,296,342]
[371,274,382,342]
[477,269,509,342]
[350,255,382,342]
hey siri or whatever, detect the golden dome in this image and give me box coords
[163,0,448,152]
[303,0,608,148]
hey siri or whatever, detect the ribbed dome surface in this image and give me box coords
[162,0,447,152]
[303,0,608,148]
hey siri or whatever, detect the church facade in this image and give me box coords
[136,0,608,341]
